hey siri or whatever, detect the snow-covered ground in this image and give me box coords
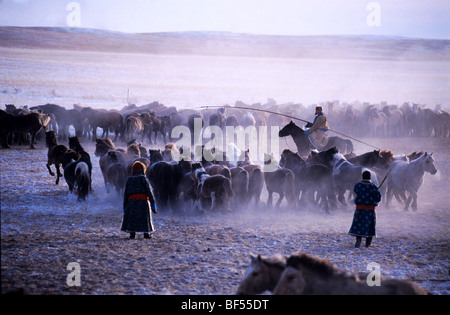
[1,28,449,295]
[1,137,449,295]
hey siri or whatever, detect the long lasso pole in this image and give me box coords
[200,105,381,150]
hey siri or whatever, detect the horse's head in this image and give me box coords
[422,152,438,175]
[61,149,80,167]
[368,150,390,170]
[149,149,163,164]
[273,252,335,295]
[236,254,286,295]
[279,121,301,137]
[95,138,115,157]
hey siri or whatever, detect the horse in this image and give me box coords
[149,149,164,165]
[279,121,353,156]
[347,150,389,171]
[236,254,287,295]
[382,106,404,137]
[69,136,92,191]
[329,152,379,205]
[61,150,90,201]
[100,151,127,195]
[243,164,264,207]
[81,107,124,142]
[188,113,204,145]
[194,167,234,212]
[280,149,336,213]
[230,167,249,210]
[124,115,144,144]
[95,138,128,193]
[386,152,437,211]
[146,160,192,211]
[45,131,72,185]
[263,154,296,209]
[0,110,51,149]
[273,252,428,295]
[364,105,387,137]
[30,104,82,140]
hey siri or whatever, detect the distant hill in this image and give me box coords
[0,26,449,61]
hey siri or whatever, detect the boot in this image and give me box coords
[355,236,362,248]
[144,233,151,239]
[365,237,373,247]
[129,232,136,239]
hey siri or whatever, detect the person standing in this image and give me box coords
[121,161,157,239]
[348,171,381,248]
[305,106,330,149]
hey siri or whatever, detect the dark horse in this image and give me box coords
[348,150,389,170]
[0,110,51,149]
[61,149,91,201]
[280,149,337,213]
[69,136,93,191]
[279,121,354,156]
[46,131,71,185]
[81,107,124,142]
[146,160,192,211]
[30,104,83,140]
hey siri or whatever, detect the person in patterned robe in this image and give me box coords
[348,171,381,248]
[121,161,157,239]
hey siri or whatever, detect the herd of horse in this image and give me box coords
[1,101,439,212]
[1,101,441,295]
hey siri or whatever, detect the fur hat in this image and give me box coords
[132,161,146,175]
[315,106,323,112]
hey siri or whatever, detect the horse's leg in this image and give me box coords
[267,191,273,209]
[47,162,55,176]
[29,132,37,149]
[404,193,413,211]
[92,126,97,141]
[55,164,62,185]
[275,192,284,208]
[411,191,418,211]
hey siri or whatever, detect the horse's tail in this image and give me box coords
[75,162,90,201]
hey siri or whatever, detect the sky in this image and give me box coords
[0,0,449,39]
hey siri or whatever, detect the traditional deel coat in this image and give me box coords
[121,174,156,233]
[348,179,381,238]
[308,113,330,149]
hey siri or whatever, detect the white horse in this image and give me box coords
[386,152,437,211]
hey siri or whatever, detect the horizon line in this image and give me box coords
[1,25,449,41]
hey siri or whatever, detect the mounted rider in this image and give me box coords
[305,106,330,149]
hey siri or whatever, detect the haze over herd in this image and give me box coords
[1,27,449,295]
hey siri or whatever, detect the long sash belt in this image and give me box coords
[128,193,149,201]
[356,204,376,210]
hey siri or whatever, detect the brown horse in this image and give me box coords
[193,166,234,212]
[81,107,124,142]
[273,252,428,295]
[46,131,71,185]
[236,254,287,295]
[95,138,128,193]
[263,154,296,209]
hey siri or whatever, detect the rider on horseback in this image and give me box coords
[305,106,330,149]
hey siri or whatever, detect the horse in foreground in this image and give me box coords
[273,252,428,295]
[237,252,428,295]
